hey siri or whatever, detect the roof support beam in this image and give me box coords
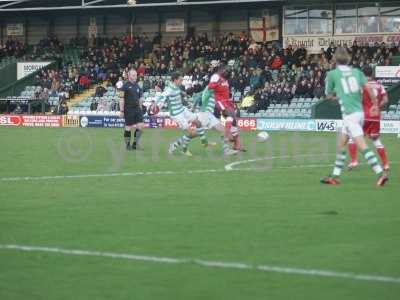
[0,0,32,9]
[0,0,282,12]
[84,0,108,6]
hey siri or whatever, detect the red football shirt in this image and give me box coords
[363,80,387,122]
[208,73,231,102]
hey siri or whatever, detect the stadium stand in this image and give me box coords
[1,32,399,119]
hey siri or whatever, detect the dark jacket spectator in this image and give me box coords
[90,101,98,111]
[95,85,106,97]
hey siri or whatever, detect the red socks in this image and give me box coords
[376,147,388,167]
[348,142,357,163]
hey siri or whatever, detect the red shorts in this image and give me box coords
[216,100,234,113]
[363,120,380,138]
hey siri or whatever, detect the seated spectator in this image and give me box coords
[110,99,118,111]
[249,68,261,89]
[90,100,98,111]
[271,54,283,70]
[95,85,106,97]
[295,79,308,97]
[313,82,324,99]
[79,74,90,89]
[137,62,146,77]
[254,89,269,111]
[58,100,69,115]
[281,86,293,104]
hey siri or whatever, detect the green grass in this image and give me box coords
[0,127,399,300]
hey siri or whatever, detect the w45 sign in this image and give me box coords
[316,120,341,132]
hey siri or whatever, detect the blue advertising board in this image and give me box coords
[257,119,316,132]
[79,115,164,128]
[79,116,104,128]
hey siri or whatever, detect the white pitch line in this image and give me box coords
[0,154,328,182]
[0,155,397,183]
[224,153,333,171]
[0,244,399,284]
[0,169,224,182]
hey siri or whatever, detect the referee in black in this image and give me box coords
[118,69,144,150]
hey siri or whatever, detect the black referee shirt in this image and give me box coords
[121,81,142,109]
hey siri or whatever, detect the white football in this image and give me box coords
[257,131,270,142]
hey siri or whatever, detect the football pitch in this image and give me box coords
[0,127,399,300]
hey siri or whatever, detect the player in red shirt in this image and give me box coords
[348,66,389,170]
[208,64,244,151]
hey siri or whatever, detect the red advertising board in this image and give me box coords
[237,117,257,131]
[1,115,256,130]
[0,115,62,127]
[163,117,178,129]
[21,115,62,127]
[0,115,22,126]
[163,117,256,130]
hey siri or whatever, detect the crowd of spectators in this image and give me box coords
[2,31,400,115]
[233,40,399,112]
[0,36,65,63]
[0,37,27,61]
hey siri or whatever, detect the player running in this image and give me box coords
[320,47,388,187]
[347,66,389,171]
[156,71,210,157]
[192,85,239,156]
[207,64,244,152]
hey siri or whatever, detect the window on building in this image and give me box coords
[309,8,332,34]
[335,4,357,34]
[284,8,307,35]
[380,5,400,32]
[358,5,379,33]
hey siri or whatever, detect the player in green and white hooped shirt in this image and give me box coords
[156,72,208,156]
[321,47,388,187]
[192,86,238,156]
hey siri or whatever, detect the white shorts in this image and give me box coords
[171,108,197,130]
[197,111,220,129]
[341,112,364,138]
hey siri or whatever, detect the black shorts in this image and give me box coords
[124,107,143,126]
